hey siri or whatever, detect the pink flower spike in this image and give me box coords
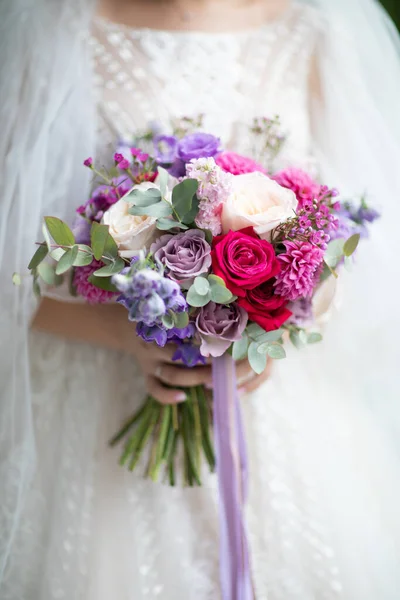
[83,157,93,168]
[117,159,130,170]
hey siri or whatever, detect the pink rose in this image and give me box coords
[216,152,266,175]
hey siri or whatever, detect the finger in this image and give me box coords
[157,363,213,388]
[146,376,187,405]
[235,358,256,385]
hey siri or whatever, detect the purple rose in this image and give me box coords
[151,229,212,287]
[154,134,178,164]
[196,302,248,357]
[169,132,221,177]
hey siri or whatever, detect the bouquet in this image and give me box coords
[26,115,378,489]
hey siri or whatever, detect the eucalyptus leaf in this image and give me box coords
[12,273,21,286]
[50,247,66,261]
[298,330,308,345]
[73,245,94,267]
[343,233,360,257]
[103,232,119,260]
[248,342,267,374]
[181,194,200,225]
[186,286,211,307]
[128,188,162,207]
[44,216,75,246]
[209,284,233,304]
[88,274,118,292]
[33,278,41,298]
[257,342,270,354]
[257,328,284,343]
[42,223,52,251]
[247,323,267,341]
[232,334,249,361]
[92,257,125,277]
[203,229,213,245]
[290,331,304,349]
[267,343,286,359]
[28,244,48,270]
[171,178,198,220]
[129,202,172,218]
[37,262,63,286]
[324,238,345,268]
[174,311,189,329]
[56,245,79,275]
[208,274,226,287]
[344,255,353,272]
[157,167,169,197]
[307,332,323,344]
[161,313,175,330]
[91,222,109,261]
[194,277,210,296]
[156,218,188,231]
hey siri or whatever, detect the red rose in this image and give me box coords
[238,279,292,332]
[211,227,280,297]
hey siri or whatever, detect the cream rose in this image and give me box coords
[102,182,159,258]
[221,172,298,240]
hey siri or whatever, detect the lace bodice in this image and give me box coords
[90,3,321,167]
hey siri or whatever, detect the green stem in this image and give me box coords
[181,401,201,486]
[109,401,148,447]
[197,385,216,471]
[192,387,202,473]
[148,405,171,482]
[119,400,154,467]
[128,404,160,471]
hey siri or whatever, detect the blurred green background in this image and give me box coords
[380,0,400,30]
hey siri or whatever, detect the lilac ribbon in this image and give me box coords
[212,354,254,600]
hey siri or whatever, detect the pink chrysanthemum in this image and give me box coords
[73,260,118,304]
[274,241,324,301]
[215,151,266,176]
[186,157,232,235]
[272,167,320,208]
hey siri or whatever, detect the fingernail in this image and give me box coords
[174,392,186,402]
[238,387,247,396]
[205,382,213,390]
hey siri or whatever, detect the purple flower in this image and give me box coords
[274,241,324,301]
[172,342,207,367]
[169,132,221,177]
[154,135,178,164]
[83,157,93,167]
[196,301,248,357]
[288,297,314,326]
[136,323,169,347]
[151,229,212,287]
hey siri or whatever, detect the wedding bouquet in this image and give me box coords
[26,116,379,487]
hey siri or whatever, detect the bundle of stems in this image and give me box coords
[109,385,215,486]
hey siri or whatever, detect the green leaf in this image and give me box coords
[91,222,109,261]
[128,188,162,207]
[193,277,210,296]
[56,245,79,275]
[173,311,189,329]
[344,255,353,272]
[73,245,94,267]
[208,274,226,287]
[171,178,198,220]
[12,272,21,286]
[186,286,211,307]
[50,247,66,261]
[298,330,308,345]
[103,232,119,260]
[88,274,118,292]
[156,218,188,231]
[157,167,169,197]
[181,194,200,225]
[129,202,172,218]
[290,331,304,349]
[92,257,125,277]
[33,277,41,298]
[248,342,267,374]
[232,333,249,361]
[257,328,284,343]
[37,262,63,286]
[307,332,323,344]
[324,239,345,268]
[28,244,48,270]
[257,342,270,354]
[247,322,268,341]
[44,216,75,246]
[267,343,286,359]
[203,229,213,245]
[162,313,175,329]
[42,223,52,251]
[343,233,360,257]
[209,284,233,304]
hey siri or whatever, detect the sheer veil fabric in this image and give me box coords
[0,0,400,597]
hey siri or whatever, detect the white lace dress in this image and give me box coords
[6,5,400,600]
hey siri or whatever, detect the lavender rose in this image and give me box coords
[169,132,221,177]
[151,229,212,287]
[196,302,248,357]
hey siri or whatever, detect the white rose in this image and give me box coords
[221,172,298,240]
[103,182,159,258]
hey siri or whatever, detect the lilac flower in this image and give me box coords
[153,134,178,164]
[274,241,324,301]
[186,157,233,235]
[137,322,195,348]
[196,301,248,358]
[169,132,221,177]
[172,342,207,367]
[151,229,212,287]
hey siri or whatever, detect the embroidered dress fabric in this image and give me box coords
[1,3,400,600]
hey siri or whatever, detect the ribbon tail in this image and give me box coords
[212,354,253,600]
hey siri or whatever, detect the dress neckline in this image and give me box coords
[93,3,298,39]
